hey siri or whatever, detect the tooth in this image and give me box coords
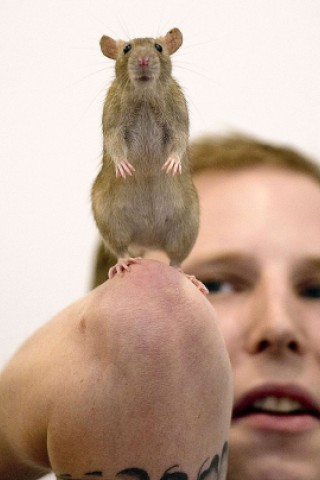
[252,396,303,412]
[264,397,281,411]
[277,398,302,412]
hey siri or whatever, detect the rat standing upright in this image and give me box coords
[91,28,207,294]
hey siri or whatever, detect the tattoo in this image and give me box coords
[197,441,228,480]
[57,473,103,480]
[117,467,151,480]
[56,441,228,480]
[160,465,188,480]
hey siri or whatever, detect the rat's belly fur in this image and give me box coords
[92,172,199,262]
[93,101,198,261]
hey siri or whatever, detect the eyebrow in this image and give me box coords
[186,252,259,275]
[292,257,320,278]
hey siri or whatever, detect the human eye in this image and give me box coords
[202,277,249,296]
[297,280,320,299]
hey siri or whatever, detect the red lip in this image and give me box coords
[233,383,320,421]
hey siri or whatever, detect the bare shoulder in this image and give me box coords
[0,261,232,479]
[0,261,182,475]
[0,289,91,477]
[47,261,231,477]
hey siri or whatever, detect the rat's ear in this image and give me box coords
[100,36,119,59]
[164,28,183,55]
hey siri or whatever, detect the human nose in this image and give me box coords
[245,276,305,356]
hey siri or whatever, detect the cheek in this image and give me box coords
[209,300,244,361]
[308,310,320,361]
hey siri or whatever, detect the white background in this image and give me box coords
[0,2,319,474]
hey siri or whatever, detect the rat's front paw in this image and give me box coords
[162,154,182,175]
[115,159,136,178]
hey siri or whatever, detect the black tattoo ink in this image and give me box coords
[197,441,229,480]
[217,442,228,480]
[55,441,228,480]
[117,467,150,480]
[197,455,219,480]
[57,473,103,480]
[160,465,189,480]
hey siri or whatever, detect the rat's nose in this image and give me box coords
[139,56,149,66]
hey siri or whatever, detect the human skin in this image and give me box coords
[0,260,232,479]
[181,166,320,480]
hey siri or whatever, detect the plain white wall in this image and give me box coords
[0,3,319,475]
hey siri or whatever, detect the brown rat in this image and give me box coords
[91,28,207,294]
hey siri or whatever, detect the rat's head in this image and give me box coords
[100,28,183,89]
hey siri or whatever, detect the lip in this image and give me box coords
[233,384,320,432]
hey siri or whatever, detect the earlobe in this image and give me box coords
[164,28,183,55]
[100,35,119,59]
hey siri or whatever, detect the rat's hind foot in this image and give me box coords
[162,154,182,176]
[173,267,208,295]
[108,257,142,279]
[115,160,136,178]
[184,273,209,296]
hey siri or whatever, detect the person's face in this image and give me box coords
[182,166,320,480]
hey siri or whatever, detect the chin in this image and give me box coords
[227,432,319,480]
[227,454,318,480]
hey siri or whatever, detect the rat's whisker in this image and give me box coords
[181,38,216,50]
[174,64,216,85]
[82,83,109,117]
[114,13,131,40]
[85,61,111,68]
[61,68,111,91]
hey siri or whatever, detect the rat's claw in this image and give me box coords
[108,257,142,279]
[174,268,209,296]
[115,160,135,178]
[184,274,209,295]
[162,155,182,175]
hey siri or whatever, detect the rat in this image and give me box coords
[91,28,208,295]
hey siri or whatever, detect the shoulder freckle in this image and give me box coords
[78,316,87,334]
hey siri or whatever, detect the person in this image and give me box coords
[0,257,232,478]
[92,133,320,480]
[1,133,319,480]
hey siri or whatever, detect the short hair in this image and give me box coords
[91,133,320,288]
[189,134,320,184]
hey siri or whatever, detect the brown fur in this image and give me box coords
[91,29,199,266]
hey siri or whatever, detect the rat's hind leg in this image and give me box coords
[164,217,207,295]
[108,244,146,279]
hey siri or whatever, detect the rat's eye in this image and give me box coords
[123,44,132,54]
[154,43,163,53]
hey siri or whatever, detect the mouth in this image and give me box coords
[132,73,155,84]
[132,67,156,84]
[233,384,320,432]
[137,75,152,82]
